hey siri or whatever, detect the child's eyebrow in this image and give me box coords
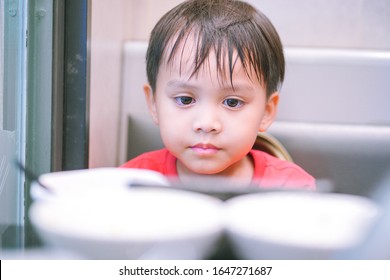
[166,80,199,90]
[220,84,255,93]
[166,80,256,94]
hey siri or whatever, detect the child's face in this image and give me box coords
[144,45,278,180]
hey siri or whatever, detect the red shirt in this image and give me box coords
[121,148,315,190]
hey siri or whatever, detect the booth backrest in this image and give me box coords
[119,41,390,196]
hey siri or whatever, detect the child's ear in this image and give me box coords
[143,83,159,125]
[259,92,279,132]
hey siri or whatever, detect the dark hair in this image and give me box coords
[146,0,285,97]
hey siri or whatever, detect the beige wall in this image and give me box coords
[90,0,181,168]
[248,0,390,50]
[89,0,130,168]
[89,0,390,168]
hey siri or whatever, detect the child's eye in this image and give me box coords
[223,98,244,108]
[175,96,195,106]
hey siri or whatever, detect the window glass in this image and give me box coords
[0,0,25,226]
[0,0,4,129]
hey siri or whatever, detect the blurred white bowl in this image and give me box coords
[224,192,380,259]
[29,169,224,259]
[30,168,170,201]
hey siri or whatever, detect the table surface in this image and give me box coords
[0,223,237,260]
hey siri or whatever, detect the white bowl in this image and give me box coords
[29,169,224,259]
[224,192,380,259]
[30,168,170,201]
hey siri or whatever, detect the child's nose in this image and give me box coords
[193,109,222,133]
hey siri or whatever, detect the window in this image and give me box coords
[0,0,3,130]
[0,0,90,227]
[0,0,27,226]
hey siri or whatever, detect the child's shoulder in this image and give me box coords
[250,149,316,189]
[120,149,177,176]
[121,148,166,165]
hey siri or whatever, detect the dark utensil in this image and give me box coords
[14,160,53,193]
[128,176,289,201]
[128,176,331,201]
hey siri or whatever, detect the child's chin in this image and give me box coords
[186,167,227,177]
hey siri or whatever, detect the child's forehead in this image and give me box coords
[160,31,259,85]
[145,0,284,97]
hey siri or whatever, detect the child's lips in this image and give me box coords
[190,143,221,155]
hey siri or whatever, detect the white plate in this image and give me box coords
[30,168,170,201]
[30,186,224,259]
[224,192,380,259]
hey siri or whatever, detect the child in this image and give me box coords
[121,0,315,189]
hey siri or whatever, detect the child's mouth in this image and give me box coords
[190,143,221,155]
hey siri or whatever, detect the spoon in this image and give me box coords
[128,176,331,201]
[128,176,290,201]
[14,160,53,193]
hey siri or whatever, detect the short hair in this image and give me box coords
[146,0,285,97]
